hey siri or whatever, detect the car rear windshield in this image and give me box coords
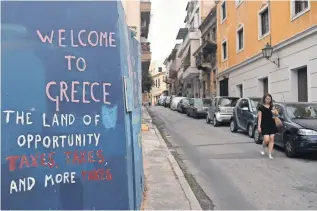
[219,98,239,107]
[194,99,211,106]
[286,104,317,119]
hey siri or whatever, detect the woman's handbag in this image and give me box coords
[274,116,283,128]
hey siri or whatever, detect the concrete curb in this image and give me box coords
[143,107,202,210]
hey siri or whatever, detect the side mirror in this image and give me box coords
[242,107,249,111]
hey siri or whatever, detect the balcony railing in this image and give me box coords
[169,69,178,79]
[195,52,216,71]
[141,42,151,53]
[163,76,172,84]
[182,60,190,71]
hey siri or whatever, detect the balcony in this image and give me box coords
[183,66,199,81]
[176,28,200,58]
[141,42,151,62]
[141,0,151,38]
[141,0,151,13]
[194,40,217,72]
[195,53,216,71]
[169,69,178,79]
[163,76,172,84]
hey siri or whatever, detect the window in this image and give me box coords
[155,80,157,87]
[291,0,310,20]
[158,79,160,87]
[220,1,227,23]
[235,0,243,7]
[238,99,249,109]
[158,67,162,72]
[259,7,270,38]
[222,40,227,61]
[236,26,244,51]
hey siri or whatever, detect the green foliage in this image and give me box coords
[142,71,154,93]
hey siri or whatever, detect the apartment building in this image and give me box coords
[174,0,215,98]
[149,61,167,104]
[163,44,182,96]
[122,0,152,77]
[193,7,217,98]
[216,0,317,102]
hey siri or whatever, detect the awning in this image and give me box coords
[176,28,188,40]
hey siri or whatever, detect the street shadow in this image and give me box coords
[273,145,317,161]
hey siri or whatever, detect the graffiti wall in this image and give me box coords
[1,1,143,210]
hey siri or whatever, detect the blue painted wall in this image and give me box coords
[1,1,143,210]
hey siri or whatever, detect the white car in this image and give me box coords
[170,97,185,110]
[158,95,166,106]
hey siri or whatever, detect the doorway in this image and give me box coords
[236,84,243,97]
[297,67,308,102]
[220,78,229,96]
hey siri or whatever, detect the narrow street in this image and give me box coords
[148,106,317,210]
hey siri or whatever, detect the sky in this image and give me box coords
[148,0,188,62]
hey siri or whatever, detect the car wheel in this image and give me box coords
[284,135,296,158]
[213,116,219,127]
[186,111,190,117]
[248,124,254,138]
[230,119,237,132]
[206,114,211,124]
[253,128,262,144]
[193,111,198,119]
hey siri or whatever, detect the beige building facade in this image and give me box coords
[151,72,167,105]
[149,60,167,104]
[122,0,152,103]
[122,1,141,41]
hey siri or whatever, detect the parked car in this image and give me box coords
[255,102,317,157]
[230,97,262,138]
[164,96,171,107]
[170,95,176,106]
[171,97,185,111]
[187,98,212,118]
[206,96,240,126]
[177,98,190,113]
[158,95,166,106]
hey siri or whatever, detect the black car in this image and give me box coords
[255,102,317,157]
[177,98,190,113]
[186,98,211,118]
[230,97,262,138]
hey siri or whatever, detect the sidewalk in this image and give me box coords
[141,107,202,210]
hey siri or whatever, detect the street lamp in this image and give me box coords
[262,43,280,68]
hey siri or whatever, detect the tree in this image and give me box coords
[142,71,154,93]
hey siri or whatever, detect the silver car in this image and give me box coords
[206,96,240,127]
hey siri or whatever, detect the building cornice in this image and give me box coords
[216,24,317,78]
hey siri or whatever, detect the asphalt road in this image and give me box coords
[148,106,317,210]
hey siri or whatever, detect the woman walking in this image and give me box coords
[257,93,279,159]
